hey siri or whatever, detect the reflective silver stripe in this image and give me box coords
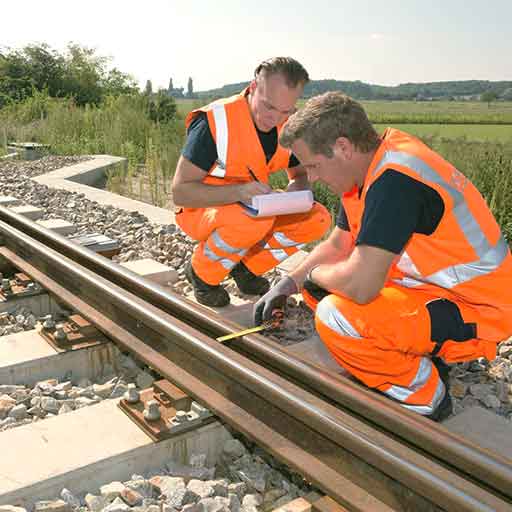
[211,103,228,178]
[401,403,434,415]
[269,248,289,262]
[273,231,302,248]
[424,235,508,288]
[385,357,432,402]
[373,150,509,288]
[210,165,225,178]
[393,235,509,289]
[430,378,446,410]
[212,230,247,256]
[392,276,423,288]
[203,244,236,269]
[400,380,445,416]
[396,250,421,278]
[316,297,362,338]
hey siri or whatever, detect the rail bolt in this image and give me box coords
[124,383,140,404]
[54,326,67,342]
[42,315,55,331]
[143,400,161,421]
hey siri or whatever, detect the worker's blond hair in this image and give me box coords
[280,91,380,156]
[254,57,309,89]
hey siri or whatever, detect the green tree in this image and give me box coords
[147,90,177,123]
[102,67,138,96]
[0,48,33,102]
[22,43,66,97]
[144,79,153,96]
[480,90,498,107]
[62,43,106,105]
[0,43,138,108]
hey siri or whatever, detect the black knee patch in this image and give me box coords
[303,277,329,302]
[426,298,477,355]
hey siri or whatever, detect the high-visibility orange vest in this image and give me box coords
[185,87,291,185]
[343,128,512,342]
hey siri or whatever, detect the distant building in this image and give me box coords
[168,87,184,98]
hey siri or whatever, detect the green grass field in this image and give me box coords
[375,123,512,142]
[177,99,512,141]
[361,100,512,124]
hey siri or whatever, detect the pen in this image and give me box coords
[247,166,260,183]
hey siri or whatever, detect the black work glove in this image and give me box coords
[253,276,298,326]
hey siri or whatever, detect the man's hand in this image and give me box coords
[253,276,298,326]
[239,182,273,203]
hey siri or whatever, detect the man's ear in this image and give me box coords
[249,80,257,93]
[334,137,353,160]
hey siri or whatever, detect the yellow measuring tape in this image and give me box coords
[216,324,267,342]
[216,310,283,342]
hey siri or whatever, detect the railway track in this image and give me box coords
[1,205,511,512]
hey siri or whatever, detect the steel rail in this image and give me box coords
[0,249,390,512]
[1,205,511,497]
[0,221,510,512]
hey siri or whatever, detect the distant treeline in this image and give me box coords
[198,79,512,101]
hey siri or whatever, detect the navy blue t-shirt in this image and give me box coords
[182,112,300,171]
[336,169,444,255]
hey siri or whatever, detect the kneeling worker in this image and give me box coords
[254,91,512,421]
[172,57,330,307]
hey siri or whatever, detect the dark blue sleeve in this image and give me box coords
[336,203,350,231]
[181,113,217,172]
[289,153,300,168]
[357,170,444,254]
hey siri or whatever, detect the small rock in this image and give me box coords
[8,404,28,420]
[41,397,60,414]
[120,487,143,506]
[242,494,263,508]
[0,506,27,512]
[222,439,246,461]
[103,497,130,512]
[60,488,81,508]
[33,500,72,512]
[187,479,215,500]
[100,481,126,502]
[483,394,501,409]
[84,494,107,512]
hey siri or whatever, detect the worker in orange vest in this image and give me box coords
[172,58,330,307]
[254,91,512,421]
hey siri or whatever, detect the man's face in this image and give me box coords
[291,138,354,195]
[249,74,303,133]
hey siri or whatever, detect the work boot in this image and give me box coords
[230,261,270,295]
[427,357,453,422]
[427,389,453,422]
[185,261,230,307]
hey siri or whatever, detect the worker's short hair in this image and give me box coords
[254,57,309,89]
[280,91,380,156]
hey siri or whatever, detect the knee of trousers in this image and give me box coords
[314,295,363,342]
[219,215,275,249]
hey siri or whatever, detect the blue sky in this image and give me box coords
[2,0,511,91]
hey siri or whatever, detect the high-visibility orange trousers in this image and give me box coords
[176,202,330,285]
[303,285,499,416]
